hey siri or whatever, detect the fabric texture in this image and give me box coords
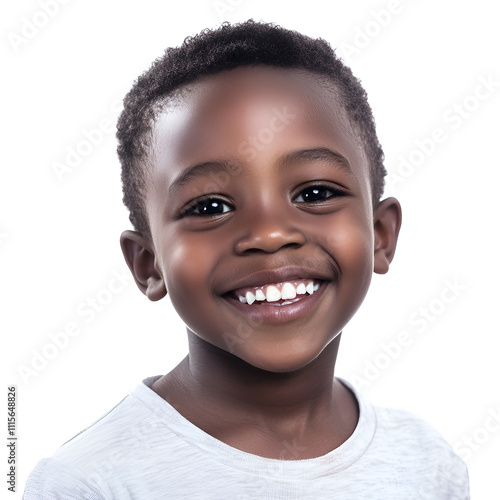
[23,375,470,499]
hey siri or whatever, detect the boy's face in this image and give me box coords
[126,66,399,373]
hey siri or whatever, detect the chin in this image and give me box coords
[240,342,328,374]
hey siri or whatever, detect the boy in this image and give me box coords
[24,20,469,499]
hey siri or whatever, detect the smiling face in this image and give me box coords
[122,66,400,373]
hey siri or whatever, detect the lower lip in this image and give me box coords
[222,281,328,324]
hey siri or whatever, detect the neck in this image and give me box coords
[154,331,358,459]
[186,331,341,418]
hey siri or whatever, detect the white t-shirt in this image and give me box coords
[23,375,470,499]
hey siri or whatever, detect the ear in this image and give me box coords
[373,197,402,275]
[120,230,167,301]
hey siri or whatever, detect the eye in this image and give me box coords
[180,196,233,217]
[294,184,346,203]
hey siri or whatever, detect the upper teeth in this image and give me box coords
[237,280,321,304]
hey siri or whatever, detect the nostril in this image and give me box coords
[282,242,303,250]
[244,241,302,255]
[233,226,307,255]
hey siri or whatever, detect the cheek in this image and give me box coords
[323,210,374,296]
[335,225,373,273]
[160,231,217,319]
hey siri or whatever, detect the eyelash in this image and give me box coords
[179,184,347,218]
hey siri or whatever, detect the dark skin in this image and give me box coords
[120,66,402,460]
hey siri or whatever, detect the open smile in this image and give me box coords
[222,280,329,323]
[228,278,322,305]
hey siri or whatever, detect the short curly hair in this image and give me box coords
[117,19,386,238]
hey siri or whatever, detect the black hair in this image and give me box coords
[117,19,386,238]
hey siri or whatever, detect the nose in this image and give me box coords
[233,209,307,255]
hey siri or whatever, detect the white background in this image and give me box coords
[2,0,499,498]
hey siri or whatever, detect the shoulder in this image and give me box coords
[373,403,459,456]
[53,392,147,464]
[23,457,106,499]
[23,378,171,497]
[374,405,470,497]
[340,380,470,498]
[342,379,463,460]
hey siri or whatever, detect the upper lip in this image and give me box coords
[221,266,333,295]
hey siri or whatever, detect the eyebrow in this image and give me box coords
[276,147,352,173]
[168,147,352,197]
[168,161,234,197]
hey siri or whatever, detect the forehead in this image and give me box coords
[149,66,370,199]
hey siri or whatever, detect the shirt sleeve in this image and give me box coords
[417,435,471,499]
[23,458,106,500]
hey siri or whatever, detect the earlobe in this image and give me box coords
[373,197,402,275]
[119,230,167,301]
